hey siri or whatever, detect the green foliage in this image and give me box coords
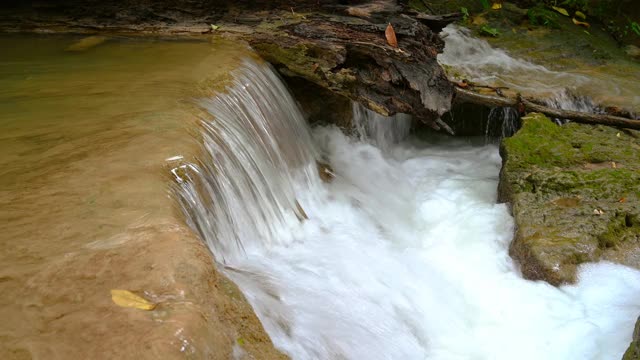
[479,0,490,10]
[631,21,640,36]
[527,5,560,28]
[461,7,470,22]
[481,24,500,37]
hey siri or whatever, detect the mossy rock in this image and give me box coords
[624,317,640,360]
[499,113,640,285]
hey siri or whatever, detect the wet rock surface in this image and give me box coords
[499,113,640,286]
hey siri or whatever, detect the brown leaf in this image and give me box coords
[385,23,398,48]
[572,17,590,28]
[619,198,627,203]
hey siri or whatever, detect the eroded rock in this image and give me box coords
[499,113,640,285]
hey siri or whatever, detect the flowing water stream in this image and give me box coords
[3,31,640,360]
[177,60,640,359]
[438,25,640,117]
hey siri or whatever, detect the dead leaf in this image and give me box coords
[611,161,617,169]
[552,6,570,16]
[572,18,590,28]
[575,11,586,20]
[616,132,621,138]
[312,63,319,72]
[385,23,398,48]
[491,2,502,10]
[593,209,605,215]
[619,198,627,203]
[111,289,156,310]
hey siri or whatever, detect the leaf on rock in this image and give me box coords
[480,25,500,37]
[574,11,587,20]
[572,18,590,28]
[551,6,569,16]
[111,289,156,310]
[385,23,398,48]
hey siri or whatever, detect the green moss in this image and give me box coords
[500,113,640,284]
[503,113,574,168]
[598,212,640,249]
[503,113,640,171]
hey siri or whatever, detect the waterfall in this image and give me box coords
[171,59,319,263]
[485,107,521,139]
[172,57,640,360]
[352,102,412,150]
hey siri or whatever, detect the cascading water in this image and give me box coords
[352,102,412,150]
[485,107,521,139]
[172,59,319,263]
[174,59,640,359]
[438,25,601,114]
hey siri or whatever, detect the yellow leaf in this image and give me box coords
[575,11,586,20]
[111,289,156,310]
[552,6,569,16]
[491,2,502,10]
[385,23,398,48]
[572,17,590,28]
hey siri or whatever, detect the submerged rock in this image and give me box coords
[65,35,108,52]
[499,113,640,285]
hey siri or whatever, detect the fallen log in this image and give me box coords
[454,87,640,130]
[246,4,455,128]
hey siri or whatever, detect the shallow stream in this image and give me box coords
[2,32,640,360]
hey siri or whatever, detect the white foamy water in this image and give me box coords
[176,60,640,359]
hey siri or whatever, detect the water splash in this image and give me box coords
[352,102,412,150]
[172,59,318,263]
[174,58,640,360]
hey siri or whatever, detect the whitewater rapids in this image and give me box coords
[174,60,640,360]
